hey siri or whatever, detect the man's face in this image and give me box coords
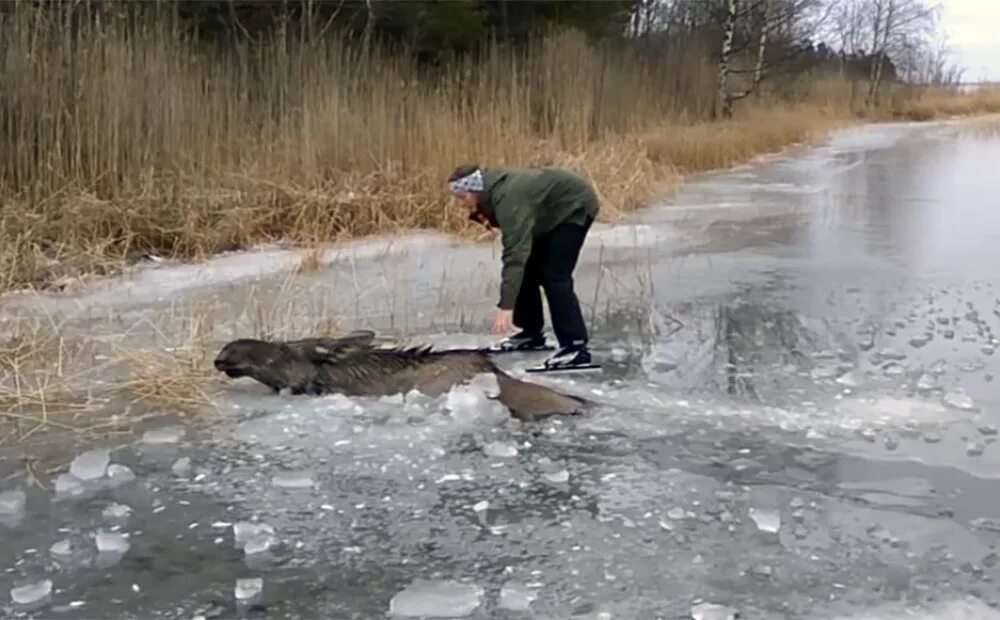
[453,191,479,213]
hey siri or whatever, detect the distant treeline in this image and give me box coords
[1,0,897,81]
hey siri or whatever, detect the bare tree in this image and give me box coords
[714,0,833,118]
[715,0,739,118]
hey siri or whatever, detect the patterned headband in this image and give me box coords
[449,168,485,194]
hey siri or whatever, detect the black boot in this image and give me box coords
[543,343,592,369]
[490,330,550,352]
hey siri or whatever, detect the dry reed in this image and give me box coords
[2,3,1000,442]
[3,2,997,294]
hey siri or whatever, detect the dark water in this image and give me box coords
[3,119,1000,619]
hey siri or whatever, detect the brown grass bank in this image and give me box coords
[3,3,1000,295]
[3,5,1000,451]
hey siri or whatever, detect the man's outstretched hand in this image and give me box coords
[492,309,513,334]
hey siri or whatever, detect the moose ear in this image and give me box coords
[337,329,376,348]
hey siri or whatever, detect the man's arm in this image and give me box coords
[494,189,536,310]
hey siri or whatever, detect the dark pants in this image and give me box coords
[512,217,592,349]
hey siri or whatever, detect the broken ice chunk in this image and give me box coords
[942,388,977,411]
[0,488,26,514]
[242,535,277,556]
[233,521,275,546]
[10,579,53,607]
[691,602,738,620]
[54,474,85,497]
[748,508,780,534]
[499,581,536,611]
[69,448,110,481]
[95,530,130,554]
[172,457,192,475]
[107,464,136,484]
[882,363,904,378]
[971,518,1000,533]
[49,540,73,558]
[102,503,132,521]
[542,469,569,484]
[879,348,907,361]
[968,442,985,457]
[916,374,936,391]
[444,389,486,415]
[483,441,518,458]
[835,372,859,387]
[141,426,185,444]
[271,471,314,489]
[233,521,279,556]
[234,577,263,604]
[388,579,483,618]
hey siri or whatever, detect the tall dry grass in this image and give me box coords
[0,3,708,291]
[6,2,998,294]
[2,3,1000,446]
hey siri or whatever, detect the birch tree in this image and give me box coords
[714,0,831,119]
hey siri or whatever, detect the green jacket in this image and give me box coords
[479,167,600,310]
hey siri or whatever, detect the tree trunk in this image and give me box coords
[362,0,375,51]
[750,0,771,97]
[715,0,738,119]
[866,0,895,107]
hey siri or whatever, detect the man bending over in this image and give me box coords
[447,163,598,371]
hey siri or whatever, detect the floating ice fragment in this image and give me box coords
[95,530,130,554]
[916,374,936,391]
[69,449,109,481]
[971,518,1000,532]
[172,457,192,475]
[472,501,488,513]
[667,507,686,520]
[234,577,263,603]
[691,602,738,620]
[54,474,85,497]
[10,579,52,607]
[967,442,985,456]
[880,348,907,361]
[0,488,26,514]
[483,441,518,458]
[542,470,569,484]
[923,431,943,443]
[979,424,998,436]
[107,464,136,483]
[445,389,486,414]
[234,521,279,556]
[499,581,536,611]
[142,426,185,444]
[50,540,72,557]
[271,471,314,489]
[379,393,405,405]
[882,363,904,378]
[244,534,279,556]
[233,521,275,545]
[748,508,780,534]
[750,564,773,577]
[102,503,132,521]
[942,388,977,411]
[388,579,483,618]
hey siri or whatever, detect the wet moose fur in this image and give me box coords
[213,329,587,422]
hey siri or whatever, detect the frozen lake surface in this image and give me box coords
[3,118,1000,618]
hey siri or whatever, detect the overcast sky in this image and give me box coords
[941,0,1000,82]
